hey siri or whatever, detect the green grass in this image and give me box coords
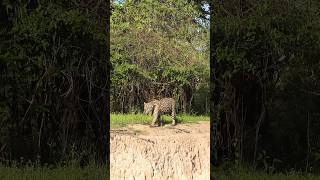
[216,171,320,180]
[0,164,108,180]
[215,166,320,180]
[110,113,209,128]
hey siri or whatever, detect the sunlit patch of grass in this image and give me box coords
[110,113,209,129]
[110,113,151,128]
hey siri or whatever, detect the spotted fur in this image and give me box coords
[144,98,176,126]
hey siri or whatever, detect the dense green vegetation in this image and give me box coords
[110,0,209,114]
[110,113,209,128]
[210,0,320,175]
[0,0,109,167]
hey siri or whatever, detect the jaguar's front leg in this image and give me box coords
[171,109,176,126]
[159,117,164,126]
[150,106,160,127]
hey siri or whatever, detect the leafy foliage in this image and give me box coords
[110,0,209,114]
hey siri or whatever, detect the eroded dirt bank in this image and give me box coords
[110,122,210,180]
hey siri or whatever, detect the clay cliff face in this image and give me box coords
[110,122,210,180]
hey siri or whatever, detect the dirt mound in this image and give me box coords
[110,122,210,180]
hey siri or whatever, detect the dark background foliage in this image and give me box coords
[0,0,109,165]
[210,0,320,173]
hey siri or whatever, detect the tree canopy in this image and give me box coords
[111,0,209,114]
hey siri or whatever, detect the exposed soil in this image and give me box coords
[110,122,210,180]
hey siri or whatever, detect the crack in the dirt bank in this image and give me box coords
[127,136,155,144]
[112,134,155,144]
[166,127,191,134]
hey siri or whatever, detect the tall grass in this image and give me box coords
[0,149,108,180]
[216,170,320,180]
[215,165,320,180]
[110,113,210,128]
[0,162,108,180]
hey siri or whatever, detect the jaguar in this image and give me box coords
[143,98,176,127]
